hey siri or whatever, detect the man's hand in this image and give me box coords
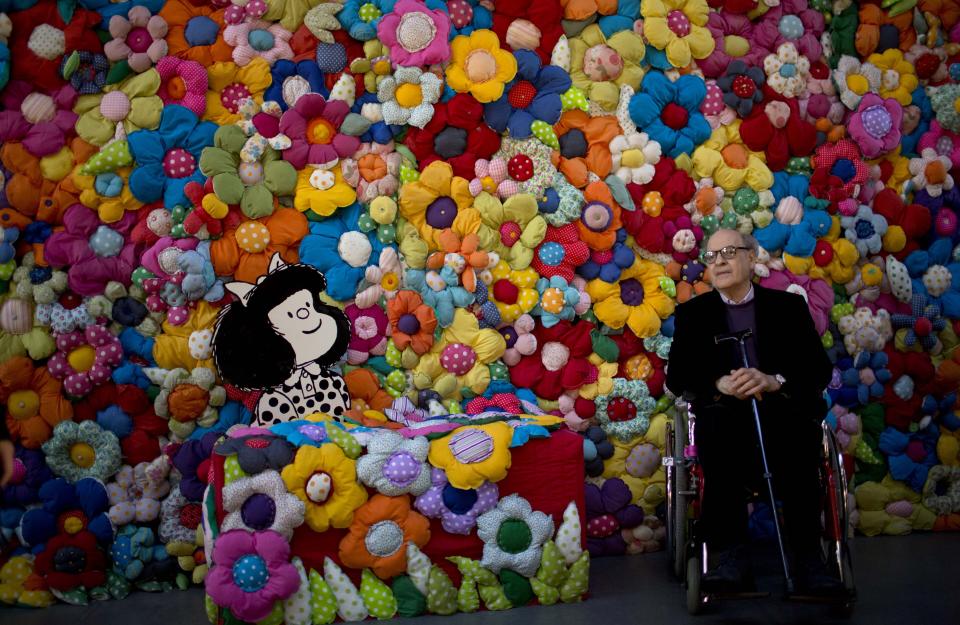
[0,440,14,488]
[729,368,780,399]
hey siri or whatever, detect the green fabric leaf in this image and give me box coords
[360,569,398,619]
[57,0,76,22]
[499,569,533,607]
[323,557,368,622]
[205,594,218,624]
[426,565,458,615]
[106,60,132,86]
[447,556,497,586]
[530,120,559,149]
[477,579,511,611]
[340,112,372,137]
[327,425,362,459]
[283,558,312,625]
[61,51,80,80]
[536,541,568,587]
[531,577,561,605]
[392,575,427,618]
[80,140,133,175]
[457,576,480,613]
[222,455,247,485]
[240,183,276,219]
[308,568,338,625]
[559,552,590,603]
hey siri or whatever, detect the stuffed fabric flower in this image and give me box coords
[338,493,431,579]
[628,72,710,159]
[47,324,123,397]
[751,0,824,62]
[357,430,432,496]
[763,43,810,99]
[0,356,73,449]
[204,58,273,126]
[475,192,545,270]
[42,420,121,482]
[414,467,498,535]
[376,0,451,66]
[147,366,226,441]
[0,81,78,159]
[867,49,918,107]
[74,69,163,147]
[483,49,571,142]
[378,66,443,129]
[568,24,644,111]
[641,0,714,70]
[404,93,501,178]
[223,19,295,67]
[280,93,360,168]
[104,6,169,73]
[293,163,358,217]
[345,303,389,364]
[387,290,437,355]
[508,318,598,401]
[445,29,518,103]
[692,121,773,193]
[909,148,955,198]
[476,494,553,576]
[221,470,305,539]
[160,0,233,66]
[427,421,514,489]
[552,109,621,187]
[849,94,903,160]
[156,56,208,116]
[587,258,675,337]
[152,300,219,371]
[399,160,481,250]
[210,208,308,282]
[281,443,368,532]
[128,104,217,208]
[344,141,403,203]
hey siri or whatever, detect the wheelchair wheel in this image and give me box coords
[821,424,857,614]
[686,556,703,615]
[666,407,690,580]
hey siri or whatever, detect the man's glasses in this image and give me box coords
[702,246,751,265]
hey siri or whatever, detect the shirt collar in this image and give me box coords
[719,284,755,306]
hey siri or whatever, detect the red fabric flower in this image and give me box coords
[8,5,102,92]
[509,319,599,400]
[881,345,937,431]
[33,530,108,591]
[808,139,870,210]
[610,328,666,396]
[74,383,170,466]
[464,392,524,415]
[530,223,590,281]
[871,188,932,260]
[490,0,563,65]
[622,158,695,254]
[740,98,817,172]
[405,93,501,179]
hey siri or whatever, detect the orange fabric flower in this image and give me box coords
[386,291,438,355]
[338,494,431,579]
[209,207,309,282]
[1,140,95,221]
[0,356,74,449]
[161,0,234,65]
[856,4,916,58]
[344,369,393,413]
[425,230,490,292]
[576,180,623,251]
[551,110,621,188]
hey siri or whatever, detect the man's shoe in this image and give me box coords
[702,545,753,593]
[793,556,846,597]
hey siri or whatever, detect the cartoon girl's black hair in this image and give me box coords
[212,264,351,390]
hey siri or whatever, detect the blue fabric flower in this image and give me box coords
[0,41,9,92]
[338,0,396,41]
[879,423,938,492]
[19,478,114,552]
[62,51,109,95]
[264,60,328,111]
[128,105,217,209]
[577,229,635,282]
[112,328,156,389]
[903,237,960,319]
[832,351,891,407]
[299,202,391,301]
[532,276,581,327]
[80,0,165,29]
[628,71,710,158]
[445,0,492,37]
[597,0,640,38]
[483,50,571,140]
[901,86,932,157]
[754,173,831,256]
[404,268,474,328]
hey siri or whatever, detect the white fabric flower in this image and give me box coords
[356,430,432,496]
[833,56,882,110]
[610,131,661,185]
[763,43,810,99]
[476,494,554,577]
[909,148,955,198]
[221,470,305,539]
[378,67,442,128]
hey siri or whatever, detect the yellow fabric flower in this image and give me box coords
[578,356,618,400]
[569,24,646,111]
[601,413,668,514]
[642,0,714,69]
[475,192,547,270]
[74,166,143,224]
[783,217,860,284]
[427,421,514,489]
[74,69,163,146]
[153,301,219,371]
[204,58,273,126]
[867,49,918,107]
[399,161,481,251]
[489,261,540,323]
[412,308,506,399]
[871,147,912,192]
[294,164,358,217]
[0,555,55,608]
[445,29,518,103]
[692,120,773,193]
[586,258,675,338]
[281,443,368,532]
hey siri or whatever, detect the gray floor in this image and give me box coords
[5,532,958,625]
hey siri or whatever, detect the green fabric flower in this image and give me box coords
[42,420,121,482]
[199,125,297,219]
[476,494,555,577]
[594,378,656,443]
[931,84,960,133]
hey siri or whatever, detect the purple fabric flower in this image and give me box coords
[848,93,903,159]
[43,203,140,297]
[414,467,498,534]
[752,0,825,62]
[214,433,295,475]
[172,431,219,501]
[585,477,644,556]
[1,447,54,506]
[0,81,78,158]
[279,94,360,168]
[345,303,389,364]
[205,529,300,622]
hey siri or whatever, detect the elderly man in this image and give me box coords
[666,228,839,594]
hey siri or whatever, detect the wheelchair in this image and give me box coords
[663,392,857,616]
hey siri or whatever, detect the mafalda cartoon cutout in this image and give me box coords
[213,254,352,426]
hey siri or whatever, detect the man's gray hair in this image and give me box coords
[740,232,759,254]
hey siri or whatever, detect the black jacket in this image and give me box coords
[666,285,833,421]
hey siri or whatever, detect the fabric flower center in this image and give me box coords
[338,231,373,267]
[446,0,474,28]
[307,117,336,144]
[923,265,951,297]
[235,221,271,253]
[497,518,533,554]
[732,75,756,99]
[559,128,587,158]
[88,225,125,257]
[830,158,856,182]
[661,102,689,130]
[232,554,270,592]
[354,314,379,340]
[69,442,97,468]
[813,240,833,266]
[625,353,653,380]
[238,161,266,187]
[240,492,277,530]
[168,384,210,421]
[493,279,519,304]
[581,201,613,232]
[9,458,25,485]
[541,341,570,371]
[359,153,388,183]
[448,428,494,463]
[383,451,421,487]
[53,546,87,573]
[508,154,533,181]
[179,502,202,529]
[642,191,664,216]
[667,10,692,37]
[248,28,276,52]
[861,105,892,139]
[925,160,947,185]
[537,241,566,267]
[441,342,477,375]
[425,196,459,229]
[397,313,421,335]
[68,345,97,372]
[306,471,333,503]
[723,35,748,58]
[464,49,498,84]
[360,522,406,566]
[126,26,154,54]
[935,136,955,157]
[721,143,748,169]
[395,82,424,107]
[185,16,219,46]
[164,148,197,179]
[396,11,437,53]
[20,93,56,124]
[779,63,797,79]
[845,74,870,96]
[915,53,941,80]
[540,287,565,314]
[778,15,804,40]
[508,80,537,109]
[441,482,478,514]
[7,390,39,420]
[854,217,875,240]
[619,277,646,306]
[607,396,638,422]
[221,82,252,114]
[499,221,522,247]
[282,75,311,107]
[359,3,382,22]
[28,24,66,60]
[625,442,660,477]
[620,148,645,168]
[167,75,188,100]
[583,44,624,81]
[188,329,214,360]
[99,90,132,122]
[434,126,467,158]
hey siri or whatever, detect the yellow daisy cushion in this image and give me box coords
[586,258,675,338]
[205,58,273,126]
[399,161,482,251]
[281,443,369,532]
[489,260,540,323]
[692,121,774,193]
[641,0,715,69]
[474,192,546,270]
[427,421,514,489]
[445,29,518,104]
[568,24,645,111]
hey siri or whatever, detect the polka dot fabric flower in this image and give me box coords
[47,323,123,397]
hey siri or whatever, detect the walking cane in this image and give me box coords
[714,328,796,595]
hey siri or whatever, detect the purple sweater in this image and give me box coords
[724,298,759,369]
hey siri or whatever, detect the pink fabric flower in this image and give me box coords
[44,204,140,297]
[848,93,902,159]
[345,303,389,365]
[700,12,762,78]
[0,81,78,158]
[759,268,834,335]
[204,529,300,623]
[501,314,537,366]
[752,0,825,62]
[377,0,452,67]
[156,56,208,116]
[342,141,404,203]
[918,120,960,170]
[279,94,360,168]
[468,158,520,198]
[104,6,169,73]
[223,19,294,67]
[47,324,124,397]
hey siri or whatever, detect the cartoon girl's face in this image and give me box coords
[267,289,339,366]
